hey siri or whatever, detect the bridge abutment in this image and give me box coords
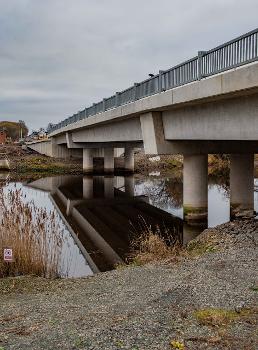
[51,139,71,159]
[230,154,254,217]
[183,154,208,224]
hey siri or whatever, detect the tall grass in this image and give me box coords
[130,219,181,265]
[0,186,65,278]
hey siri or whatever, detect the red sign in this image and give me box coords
[4,248,14,262]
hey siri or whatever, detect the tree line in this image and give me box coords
[0,120,29,140]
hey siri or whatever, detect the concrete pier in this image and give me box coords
[124,148,135,172]
[183,154,208,223]
[83,149,94,173]
[230,154,254,217]
[104,148,114,173]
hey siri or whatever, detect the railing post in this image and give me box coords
[133,83,138,101]
[198,51,206,80]
[115,92,120,107]
[158,70,164,92]
[103,98,107,111]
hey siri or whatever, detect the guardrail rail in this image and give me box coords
[49,28,258,133]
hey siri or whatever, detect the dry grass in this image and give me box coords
[194,308,239,327]
[0,186,65,278]
[130,220,181,265]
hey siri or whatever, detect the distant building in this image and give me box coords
[27,129,48,141]
[0,130,7,144]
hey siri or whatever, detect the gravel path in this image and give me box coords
[0,222,257,350]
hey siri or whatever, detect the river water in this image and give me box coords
[2,174,258,277]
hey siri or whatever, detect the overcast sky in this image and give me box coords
[0,0,257,131]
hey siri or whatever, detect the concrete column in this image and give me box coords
[83,177,94,199]
[104,148,114,173]
[230,154,254,217]
[183,154,208,224]
[124,148,134,172]
[83,149,94,173]
[104,176,114,198]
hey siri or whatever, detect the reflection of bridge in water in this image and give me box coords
[26,175,205,273]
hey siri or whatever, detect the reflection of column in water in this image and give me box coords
[104,176,114,198]
[124,148,134,172]
[114,176,125,190]
[183,222,206,245]
[93,176,104,197]
[104,148,114,173]
[125,176,135,197]
[83,177,93,199]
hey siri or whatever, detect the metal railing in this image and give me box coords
[49,28,258,133]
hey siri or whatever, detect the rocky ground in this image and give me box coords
[0,220,257,350]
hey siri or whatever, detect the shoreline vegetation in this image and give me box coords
[0,187,65,278]
[0,144,238,178]
[4,144,258,179]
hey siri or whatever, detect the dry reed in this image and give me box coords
[0,186,65,278]
[130,219,181,265]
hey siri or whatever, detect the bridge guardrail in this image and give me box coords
[49,28,258,134]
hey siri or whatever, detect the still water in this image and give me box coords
[2,174,258,277]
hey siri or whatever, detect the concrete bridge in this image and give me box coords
[28,28,258,220]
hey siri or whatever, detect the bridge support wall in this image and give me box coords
[230,154,254,217]
[183,154,208,223]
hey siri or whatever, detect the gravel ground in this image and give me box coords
[0,221,257,350]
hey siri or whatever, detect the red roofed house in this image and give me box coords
[0,130,7,144]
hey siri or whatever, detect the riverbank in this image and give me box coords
[0,220,257,350]
[3,144,258,180]
[0,145,82,179]
[0,145,225,177]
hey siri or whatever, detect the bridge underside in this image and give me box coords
[27,62,258,222]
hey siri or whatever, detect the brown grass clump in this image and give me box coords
[0,187,65,278]
[194,308,239,327]
[194,308,258,328]
[130,220,181,265]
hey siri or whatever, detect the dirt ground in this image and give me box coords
[0,223,257,350]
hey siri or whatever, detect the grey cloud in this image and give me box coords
[0,0,257,130]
